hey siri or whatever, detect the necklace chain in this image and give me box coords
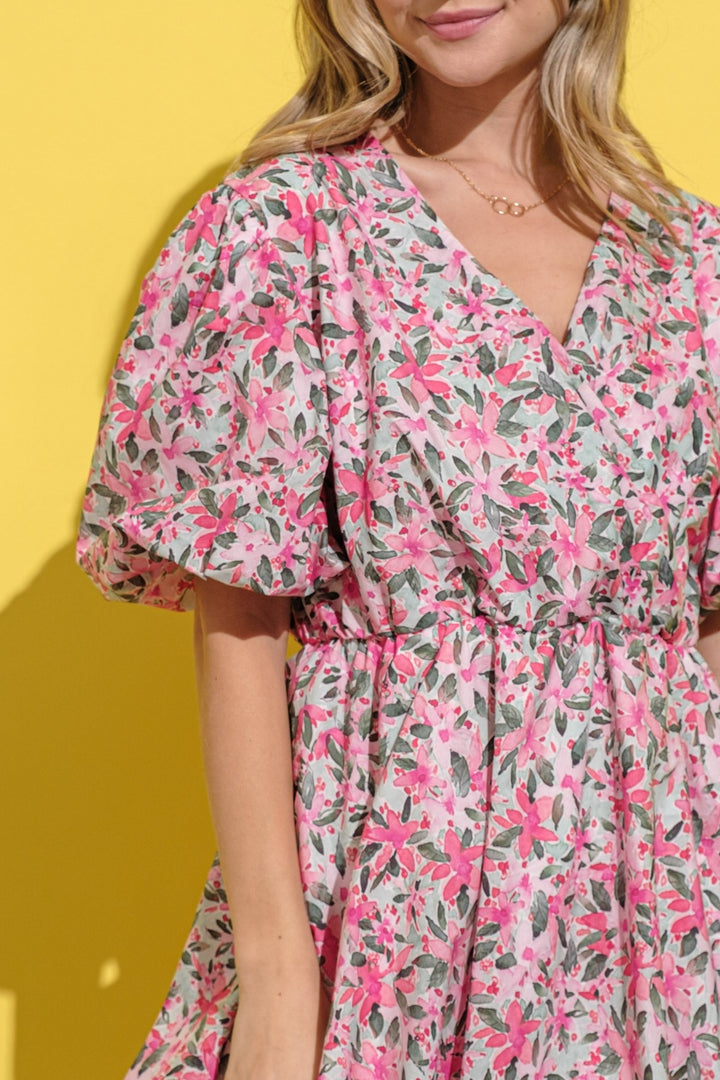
[396,122,572,218]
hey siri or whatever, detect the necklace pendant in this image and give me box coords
[490,196,526,217]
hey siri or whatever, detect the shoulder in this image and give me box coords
[221,142,364,229]
[655,187,720,323]
[661,189,720,300]
[611,183,720,285]
[673,186,720,223]
[164,143,365,272]
[646,184,720,253]
[222,151,324,219]
[678,189,720,258]
[168,153,323,253]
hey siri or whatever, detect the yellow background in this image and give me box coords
[2,2,718,1078]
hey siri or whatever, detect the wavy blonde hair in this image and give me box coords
[234,0,686,246]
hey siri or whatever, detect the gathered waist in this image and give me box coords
[294,606,694,650]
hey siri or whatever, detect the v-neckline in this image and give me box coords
[361,128,619,355]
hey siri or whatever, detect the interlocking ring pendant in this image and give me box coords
[490,196,526,217]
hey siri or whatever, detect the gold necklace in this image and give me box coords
[396,123,572,218]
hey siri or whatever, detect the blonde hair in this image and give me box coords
[234,0,687,247]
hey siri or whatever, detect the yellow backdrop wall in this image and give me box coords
[2,3,719,1078]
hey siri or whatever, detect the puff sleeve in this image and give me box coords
[76,177,348,611]
[692,196,720,614]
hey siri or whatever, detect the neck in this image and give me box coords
[403,67,561,182]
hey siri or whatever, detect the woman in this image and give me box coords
[76,0,720,1077]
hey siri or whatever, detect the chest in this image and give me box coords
[435,192,605,347]
[395,161,608,349]
[320,160,720,625]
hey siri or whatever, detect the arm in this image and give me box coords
[697,608,720,687]
[194,576,312,968]
[193,577,330,1079]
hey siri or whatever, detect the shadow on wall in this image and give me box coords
[3,543,217,1080]
[3,157,299,1080]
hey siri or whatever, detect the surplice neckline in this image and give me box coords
[360,128,622,355]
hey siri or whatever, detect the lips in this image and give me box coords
[423,6,500,25]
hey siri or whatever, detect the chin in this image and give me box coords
[414,54,516,88]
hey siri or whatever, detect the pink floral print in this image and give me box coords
[77,129,720,1079]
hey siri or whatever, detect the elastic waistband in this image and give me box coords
[295,609,691,649]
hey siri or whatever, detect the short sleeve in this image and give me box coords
[691,196,720,614]
[76,176,349,611]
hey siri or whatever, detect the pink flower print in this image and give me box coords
[605,1016,647,1080]
[614,682,663,750]
[336,464,389,528]
[546,997,574,1040]
[534,659,567,717]
[186,491,241,555]
[458,650,488,686]
[341,900,382,945]
[642,351,671,391]
[393,743,439,799]
[441,248,467,282]
[694,250,720,311]
[374,915,398,949]
[235,378,291,453]
[356,263,396,310]
[552,511,600,578]
[560,464,593,500]
[161,433,199,463]
[623,864,655,913]
[480,541,503,578]
[497,789,556,860]
[653,818,682,860]
[494,361,524,387]
[486,891,525,949]
[668,304,703,354]
[501,696,551,767]
[281,482,320,531]
[422,920,472,977]
[577,908,610,936]
[479,999,541,1069]
[182,192,227,253]
[245,233,278,278]
[142,1028,165,1056]
[338,945,414,1023]
[618,761,651,810]
[455,401,513,463]
[352,1041,402,1080]
[651,952,695,1015]
[76,150,720,1080]
[527,424,559,481]
[382,518,440,576]
[500,552,540,593]
[110,379,157,446]
[665,874,711,940]
[173,379,207,422]
[390,340,452,402]
[244,299,297,360]
[666,1009,716,1072]
[361,809,418,874]
[430,829,486,902]
[138,270,170,316]
[275,189,329,258]
[466,463,517,518]
[199,1032,221,1074]
[698,803,720,881]
[613,937,653,1003]
[109,461,161,506]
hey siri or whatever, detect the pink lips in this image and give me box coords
[422,6,501,40]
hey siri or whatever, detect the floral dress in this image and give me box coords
[76,129,720,1080]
